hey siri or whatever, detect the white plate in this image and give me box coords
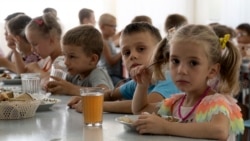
[115,115,139,131]
[2,79,22,85]
[36,98,61,111]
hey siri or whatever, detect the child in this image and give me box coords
[78,8,96,26]
[6,14,41,68]
[236,23,250,58]
[164,13,188,33]
[68,22,180,114]
[0,12,25,72]
[12,13,63,86]
[98,13,123,86]
[164,13,188,39]
[46,25,114,95]
[112,15,153,47]
[131,15,152,24]
[131,24,244,140]
[43,7,57,18]
[236,23,250,45]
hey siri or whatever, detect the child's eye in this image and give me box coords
[137,47,145,52]
[122,50,130,57]
[69,55,76,59]
[171,58,179,64]
[190,60,198,66]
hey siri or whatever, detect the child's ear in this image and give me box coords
[89,54,99,65]
[208,63,220,79]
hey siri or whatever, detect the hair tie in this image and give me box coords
[219,34,230,49]
[34,19,43,26]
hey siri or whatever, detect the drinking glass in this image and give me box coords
[21,73,41,94]
[80,87,104,127]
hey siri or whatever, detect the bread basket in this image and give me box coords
[0,93,41,120]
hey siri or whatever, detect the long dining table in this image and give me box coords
[0,84,216,141]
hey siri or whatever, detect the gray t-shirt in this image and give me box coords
[66,67,114,89]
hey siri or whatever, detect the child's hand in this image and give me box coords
[47,76,77,95]
[67,96,84,113]
[130,65,152,85]
[9,43,17,51]
[67,96,81,108]
[67,96,83,113]
[133,113,169,135]
[74,100,83,113]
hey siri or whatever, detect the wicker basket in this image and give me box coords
[0,100,40,120]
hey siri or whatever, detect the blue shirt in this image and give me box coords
[119,72,181,100]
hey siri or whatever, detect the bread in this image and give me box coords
[0,91,33,102]
[0,91,14,101]
[0,73,11,79]
[14,93,34,101]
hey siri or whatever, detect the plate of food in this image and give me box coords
[115,115,138,131]
[0,73,11,80]
[115,114,181,131]
[0,73,22,85]
[36,98,61,111]
[2,79,22,85]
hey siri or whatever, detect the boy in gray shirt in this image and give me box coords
[46,25,113,95]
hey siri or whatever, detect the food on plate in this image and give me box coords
[0,92,34,102]
[163,116,180,122]
[0,90,14,101]
[40,98,58,105]
[14,93,34,101]
[118,116,134,124]
[0,73,11,79]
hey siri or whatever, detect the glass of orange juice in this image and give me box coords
[80,87,104,127]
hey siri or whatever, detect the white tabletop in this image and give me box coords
[0,86,215,141]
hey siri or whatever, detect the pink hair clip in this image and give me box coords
[34,19,43,26]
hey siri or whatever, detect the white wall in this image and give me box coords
[115,0,194,36]
[0,0,109,55]
[194,0,250,27]
[0,0,250,56]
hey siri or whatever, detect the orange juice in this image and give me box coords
[82,93,104,126]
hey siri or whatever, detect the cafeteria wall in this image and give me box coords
[0,0,249,55]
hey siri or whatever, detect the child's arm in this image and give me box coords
[131,65,158,114]
[47,76,113,96]
[0,57,16,72]
[67,96,81,108]
[12,48,46,75]
[103,88,123,101]
[134,113,229,140]
[103,93,160,114]
[102,41,121,66]
[47,76,81,95]
[12,48,27,73]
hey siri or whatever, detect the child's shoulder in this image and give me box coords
[201,93,237,105]
[198,93,239,113]
[196,93,244,135]
[91,67,107,75]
